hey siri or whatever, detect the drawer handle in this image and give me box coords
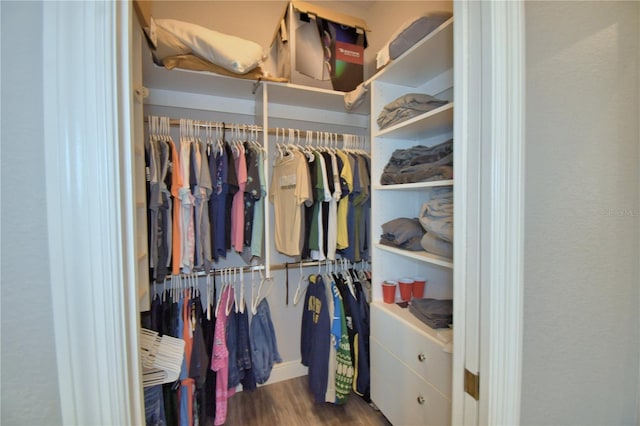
[417,395,425,405]
[417,353,426,362]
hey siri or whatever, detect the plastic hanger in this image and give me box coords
[238,267,245,314]
[225,268,236,316]
[252,268,274,315]
[340,259,356,298]
[214,269,227,318]
[293,262,308,306]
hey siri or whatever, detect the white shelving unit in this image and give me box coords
[368,17,455,426]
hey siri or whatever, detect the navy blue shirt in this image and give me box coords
[300,274,330,403]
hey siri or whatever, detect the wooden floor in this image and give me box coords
[225,376,392,426]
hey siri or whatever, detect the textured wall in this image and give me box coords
[522,1,639,424]
[0,1,63,425]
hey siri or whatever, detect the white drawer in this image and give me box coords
[371,339,451,426]
[371,303,452,397]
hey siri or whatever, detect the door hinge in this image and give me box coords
[464,369,480,400]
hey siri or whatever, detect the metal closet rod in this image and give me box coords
[155,258,370,282]
[144,117,263,131]
[144,117,363,140]
[270,259,371,271]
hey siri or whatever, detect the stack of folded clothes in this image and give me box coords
[409,298,453,329]
[379,188,453,258]
[380,139,453,185]
[379,217,424,251]
[419,187,453,258]
[377,93,449,130]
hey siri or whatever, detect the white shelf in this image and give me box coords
[142,41,369,117]
[374,103,453,140]
[373,180,454,191]
[143,49,257,101]
[375,243,453,269]
[266,82,369,116]
[367,18,454,88]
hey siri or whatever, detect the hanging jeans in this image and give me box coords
[251,299,282,384]
[144,385,166,426]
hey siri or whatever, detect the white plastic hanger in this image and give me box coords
[252,268,274,315]
[238,267,245,314]
[293,261,308,306]
[225,268,236,316]
[214,269,227,318]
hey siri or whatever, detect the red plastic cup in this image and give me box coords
[398,278,414,301]
[382,281,397,303]
[412,277,427,299]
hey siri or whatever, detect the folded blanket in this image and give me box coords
[409,298,453,329]
[419,187,453,242]
[377,93,448,130]
[380,217,424,251]
[420,232,453,258]
[380,140,453,185]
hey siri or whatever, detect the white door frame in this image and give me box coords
[453,1,525,425]
[43,1,525,424]
[43,2,143,424]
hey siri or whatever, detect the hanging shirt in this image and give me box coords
[250,149,267,259]
[335,150,353,250]
[147,136,160,274]
[243,143,262,248]
[340,154,359,262]
[211,148,229,261]
[155,139,172,283]
[301,155,317,259]
[269,150,312,257]
[332,279,353,404]
[179,138,195,272]
[326,151,341,260]
[169,139,184,275]
[211,286,233,426]
[300,274,330,403]
[310,152,331,260]
[224,143,239,252]
[181,290,195,426]
[231,144,247,252]
[196,141,213,271]
[323,273,336,403]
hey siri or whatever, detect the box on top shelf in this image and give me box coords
[264,1,370,93]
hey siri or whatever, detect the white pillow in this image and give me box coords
[153,18,265,74]
[147,18,192,60]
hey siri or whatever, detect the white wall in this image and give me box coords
[522,1,639,424]
[0,1,63,425]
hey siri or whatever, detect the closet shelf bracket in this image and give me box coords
[134,86,149,104]
[252,78,262,95]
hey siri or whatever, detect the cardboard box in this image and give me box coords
[265,1,370,92]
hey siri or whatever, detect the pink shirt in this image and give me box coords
[231,145,247,252]
[211,286,233,425]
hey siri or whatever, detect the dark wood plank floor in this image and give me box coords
[225,376,392,426]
